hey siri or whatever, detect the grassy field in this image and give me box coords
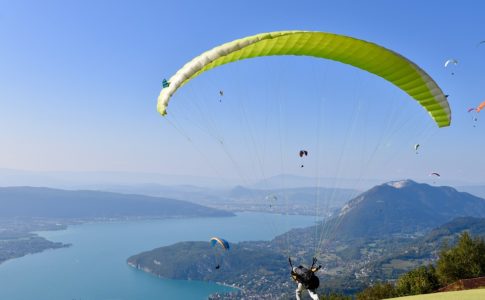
[386,288,485,300]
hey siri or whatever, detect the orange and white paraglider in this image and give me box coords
[476,101,485,113]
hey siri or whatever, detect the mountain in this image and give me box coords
[333,180,485,239]
[456,185,485,200]
[223,185,358,215]
[251,173,382,190]
[79,183,357,216]
[0,186,233,219]
[0,168,235,189]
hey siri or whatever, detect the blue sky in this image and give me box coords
[1,0,484,186]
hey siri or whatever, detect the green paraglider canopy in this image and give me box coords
[157,30,451,127]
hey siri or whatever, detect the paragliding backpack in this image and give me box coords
[290,257,320,290]
[292,266,319,289]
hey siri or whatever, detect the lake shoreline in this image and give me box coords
[0,212,316,300]
[127,261,244,295]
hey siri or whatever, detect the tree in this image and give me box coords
[436,232,485,285]
[356,282,396,300]
[395,265,440,296]
[320,292,352,300]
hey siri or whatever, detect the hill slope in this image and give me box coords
[334,180,485,238]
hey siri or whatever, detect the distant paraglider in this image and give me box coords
[469,101,485,127]
[476,101,485,113]
[299,150,308,168]
[444,59,458,75]
[219,90,224,102]
[429,172,440,184]
[265,194,278,209]
[210,237,230,270]
[414,144,420,154]
[468,107,478,127]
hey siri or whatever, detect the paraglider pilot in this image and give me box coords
[289,257,321,300]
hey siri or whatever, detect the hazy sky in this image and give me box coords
[1,0,484,186]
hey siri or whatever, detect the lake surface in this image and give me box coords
[0,212,316,300]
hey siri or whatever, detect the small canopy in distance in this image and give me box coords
[210,237,230,250]
[444,59,458,68]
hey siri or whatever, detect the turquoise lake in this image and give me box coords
[0,212,316,300]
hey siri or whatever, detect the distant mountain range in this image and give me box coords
[221,185,358,215]
[0,168,233,189]
[251,173,383,190]
[73,183,357,216]
[7,168,481,192]
[0,186,233,219]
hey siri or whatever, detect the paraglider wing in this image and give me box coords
[414,144,420,151]
[477,101,485,113]
[468,108,476,113]
[265,194,278,208]
[430,172,440,177]
[444,59,458,68]
[265,194,277,202]
[157,31,451,128]
[210,237,230,250]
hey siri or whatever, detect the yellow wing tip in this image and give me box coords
[157,101,168,116]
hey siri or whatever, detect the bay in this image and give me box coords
[0,212,316,300]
